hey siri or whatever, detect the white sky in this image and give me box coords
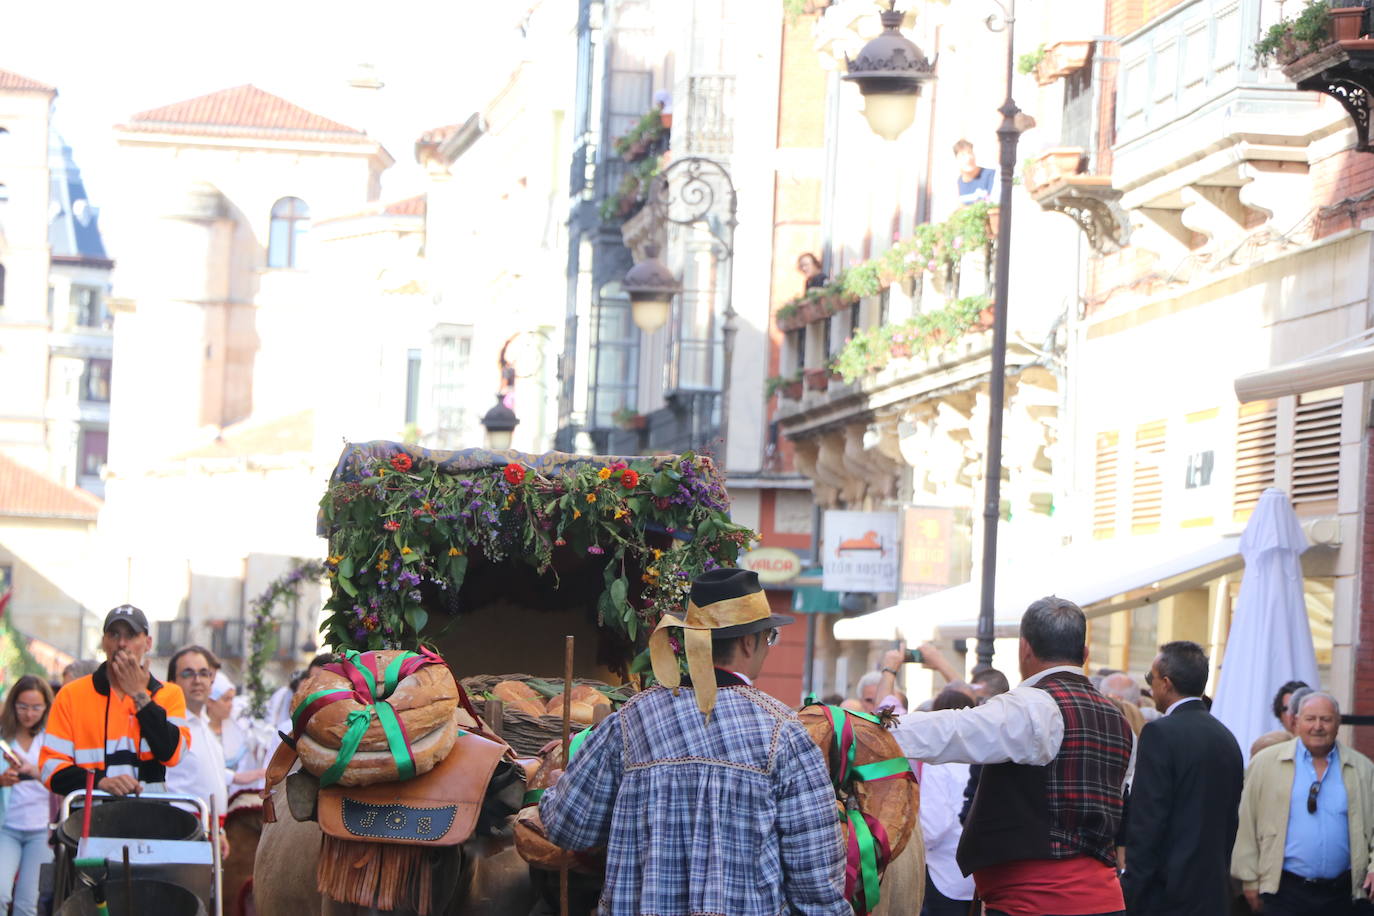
[0,0,528,204]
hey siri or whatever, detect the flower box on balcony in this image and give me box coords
[1025,148,1085,196]
[782,379,804,400]
[803,367,830,392]
[1034,40,1094,86]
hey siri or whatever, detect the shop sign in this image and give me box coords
[740,547,803,584]
[822,511,899,593]
[901,507,954,599]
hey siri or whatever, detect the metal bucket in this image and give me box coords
[59,798,203,849]
[57,878,206,916]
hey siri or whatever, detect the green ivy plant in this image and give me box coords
[318,448,756,659]
[246,559,326,717]
[1017,44,1047,75]
[612,109,666,159]
[831,295,992,383]
[1254,0,1331,65]
[600,155,662,222]
[765,372,802,397]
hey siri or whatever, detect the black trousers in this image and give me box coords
[1259,870,1354,916]
[921,874,974,916]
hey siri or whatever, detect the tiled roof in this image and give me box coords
[0,453,101,520]
[120,85,368,142]
[0,69,55,94]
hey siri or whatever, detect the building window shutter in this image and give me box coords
[1233,400,1277,522]
[1093,431,1119,539]
[1131,420,1166,535]
[1292,393,1342,509]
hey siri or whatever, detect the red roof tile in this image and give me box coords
[120,85,367,142]
[0,453,100,520]
[383,195,426,217]
[0,68,56,94]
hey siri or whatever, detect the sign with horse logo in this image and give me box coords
[822,511,898,593]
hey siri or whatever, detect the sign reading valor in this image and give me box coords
[739,547,802,584]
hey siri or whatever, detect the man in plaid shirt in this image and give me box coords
[540,569,849,915]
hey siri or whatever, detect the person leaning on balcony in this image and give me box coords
[797,252,828,290]
[1232,691,1374,915]
[954,139,996,206]
[40,605,188,797]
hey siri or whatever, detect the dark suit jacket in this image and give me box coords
[1123,699,1244,916]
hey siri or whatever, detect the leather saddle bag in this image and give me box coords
[316,730,506,847]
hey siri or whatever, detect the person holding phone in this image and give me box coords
[0,675,54,916]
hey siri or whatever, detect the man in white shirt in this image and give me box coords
[164,645,230,851]
[885,597,1134,916]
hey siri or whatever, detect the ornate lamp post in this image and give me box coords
[847,0,1020,671]
[622,157,738,456]
[480,396,519,451]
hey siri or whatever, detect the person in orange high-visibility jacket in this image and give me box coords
[41,605,188,797]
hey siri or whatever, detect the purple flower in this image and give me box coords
[362,469,374,478]
[587,545,605,555]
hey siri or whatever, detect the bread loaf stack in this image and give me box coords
[491,681,611,725]
[292,651,470,787]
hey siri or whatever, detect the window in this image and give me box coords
[786,328,804,373]
[1130,420,1166,535]
[1292,391,1342,509]
[69,286,109,329]
[81,359,112,403]
[1233,400,1276,522]
[590,282,640,427]
[267,197,310,269]
[404,349,422,426]
[431,328,472,447]
[78,428,108,478]
[1092,431,1119,539]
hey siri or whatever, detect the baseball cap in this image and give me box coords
[103,604,150,635]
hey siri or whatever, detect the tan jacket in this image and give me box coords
[1231,737,1374,900]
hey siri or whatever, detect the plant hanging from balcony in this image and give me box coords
[317,447,756,664]
[600,155,663,222]
[830,294,993,382]
[1254,0,1332,66]
[245,558,327,717]
[613,108,666,162]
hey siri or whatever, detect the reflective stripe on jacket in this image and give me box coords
[40,663,188,796]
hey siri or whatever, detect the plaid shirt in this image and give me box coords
[540,676,849,916]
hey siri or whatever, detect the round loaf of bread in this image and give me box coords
[297,707,462,786]
[492,680,540,703]
[292,650,458,753]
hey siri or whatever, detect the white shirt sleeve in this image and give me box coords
[890,685,1065,765]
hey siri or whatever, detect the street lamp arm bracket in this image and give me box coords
[648,157,738,259]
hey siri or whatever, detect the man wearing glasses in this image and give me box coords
[1122,641,1243,916]
[1232,691,1374,914]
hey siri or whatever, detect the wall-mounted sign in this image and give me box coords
[822,511,899,593]
[740,547,803,584]
[901,506,955,599]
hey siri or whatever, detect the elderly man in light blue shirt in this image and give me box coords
[1232,691,1374,915]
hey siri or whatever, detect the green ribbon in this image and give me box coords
[524,726,594,806]
[847,808,882,912]
[851,756,911,782]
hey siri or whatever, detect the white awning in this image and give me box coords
[1235,330,1374,403]
[833,533,1244,642]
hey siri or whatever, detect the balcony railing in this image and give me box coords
[680,74,735,158]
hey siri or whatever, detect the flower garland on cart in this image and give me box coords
[245,559,327,717]
[316,445,757,672]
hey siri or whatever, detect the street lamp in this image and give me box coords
[849,0,1020,672]
[480,396,519,451]
[622,243,681,333]
[842,6,936,141]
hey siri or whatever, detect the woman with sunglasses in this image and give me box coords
[0,675,54,916]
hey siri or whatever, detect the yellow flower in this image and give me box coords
[614,507,628,520]
[586,493,597,504]
[375,562,386,572]
[573,509,582,520]
[379,549,392,562]
[646,566,660,577]
[597,468,612,480]
[652,549,664,560]
[448,546,462,556]
[401,546,412,555]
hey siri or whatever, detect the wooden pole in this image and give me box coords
[560,635,574,916]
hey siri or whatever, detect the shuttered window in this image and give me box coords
[1093,431,1119,539]
[1233,400,1277,522]
[1292,392,1342,508]
[1131,420,1166,535]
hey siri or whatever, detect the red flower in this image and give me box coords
[383,520,401,531]
[390,453,413,472]
[620,469,640,488]
[504,463,526,485]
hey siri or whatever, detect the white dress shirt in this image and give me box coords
[165,707,228,817]
[1164,696,1202,716]
[919,760,976,900]
[893,665,1136,787]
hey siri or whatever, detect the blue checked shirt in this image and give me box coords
[540,680,849,916]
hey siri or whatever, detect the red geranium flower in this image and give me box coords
[390,453,413,472]
[383,520,401,531]
[621,469,640,488]
[504,463,526,485]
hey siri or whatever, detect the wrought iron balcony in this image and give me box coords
[680,74,735,158]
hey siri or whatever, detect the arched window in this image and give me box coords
[267,197,310,269]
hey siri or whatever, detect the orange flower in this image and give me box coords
[586,493,597,504]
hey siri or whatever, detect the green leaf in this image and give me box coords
[338,575,358,598]
[651,473,677,498]
[610,576,629,613]
[449,554,468,586]
[626,613,638,640]
[339,556,354,578]
[403,550,421,564]
[404,607,429,633]
[628,648,653,674]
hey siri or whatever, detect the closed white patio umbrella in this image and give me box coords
[1211,488,1319,760]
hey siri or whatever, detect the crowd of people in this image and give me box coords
[542,570,1374,916]
[0,603,314,916]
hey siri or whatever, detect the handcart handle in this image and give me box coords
[62,789,212,830]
